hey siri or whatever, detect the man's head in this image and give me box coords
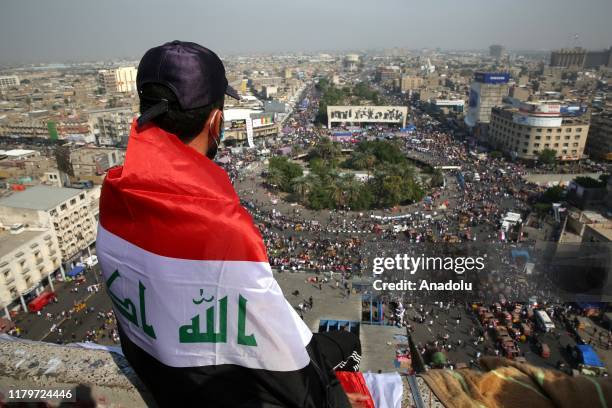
[136,41,240,159]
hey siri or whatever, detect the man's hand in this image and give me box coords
[346,392,370,407]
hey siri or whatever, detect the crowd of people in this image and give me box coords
[9,81,605,376]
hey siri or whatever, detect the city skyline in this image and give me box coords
[2,0,612,64]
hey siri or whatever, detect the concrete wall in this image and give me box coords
[0,337,154,407]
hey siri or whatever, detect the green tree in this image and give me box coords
[266,167,284,190]
[310,157,330,178]
[267,156,303,192]
[574,176,606,188]
[541,185,565,203]
[291,175,313,202]
[430,169,444,187]
[534,202,552,217]
[308,183,334,210]
[537,148,557,165]
[309,137,342,166]
[349,185,374,210]
[381,175,404,207]
[364,154,376,178]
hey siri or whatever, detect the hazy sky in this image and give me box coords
[1,0,612,63]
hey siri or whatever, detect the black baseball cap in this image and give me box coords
[136,40,240,127]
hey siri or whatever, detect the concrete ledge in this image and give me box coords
[0,338,154,407]
[0,337,438,407]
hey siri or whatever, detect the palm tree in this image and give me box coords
[344,178,362,208]
[291,175,313,202]
[266,168,284,190]
[365,154,376,178]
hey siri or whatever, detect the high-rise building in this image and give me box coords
[98,67,137,93]
[489,101,589,161]
[489,45,504,58]
[550,48,586,67]
[400,75,424,93]
[343,54,360,72]
[550,47,612,68]
[586,106,612,161]
[465,72,510,129]
[0,76,20,89]
[88,107,134,146]
[375,66,400,83]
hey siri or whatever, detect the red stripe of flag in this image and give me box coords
[99,121,268,262]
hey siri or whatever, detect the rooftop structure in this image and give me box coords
[0,229,46,258]
[0,149,38,160]
[0,186,84,211]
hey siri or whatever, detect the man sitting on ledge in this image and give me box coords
[96,40,366,407]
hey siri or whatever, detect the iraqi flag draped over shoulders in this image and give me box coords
[97,120,312,372]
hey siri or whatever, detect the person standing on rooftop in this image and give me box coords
[96,41,366,408]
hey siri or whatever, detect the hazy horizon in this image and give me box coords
[2,0,612,64]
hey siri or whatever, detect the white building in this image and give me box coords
[0,76,20,89]
[0,186,99,268]
[98,67,137,93]
[88,107,134,146]
[344,54,360,72]
[0,225,61,317]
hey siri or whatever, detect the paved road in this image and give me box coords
[12,267,117,346]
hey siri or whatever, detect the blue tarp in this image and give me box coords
[577,345,605,368]
[511,249,530,261]
[399,125,417,133]
[67,265,85,277]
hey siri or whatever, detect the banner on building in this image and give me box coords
[246,118,255,148]
[327,106,407,127]
[251,114,274,128]
[229,119,247,130]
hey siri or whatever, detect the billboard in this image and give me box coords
[474,72,510,84]
[519,102,561,115]
[228,119,247,130]
[47,121,58,140]
[433,99,465,107]
[512,113,562,127]
[251,114,274,128]
[327,106,407,127]
[560,105,587,116]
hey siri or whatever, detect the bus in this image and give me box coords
[535,310,555,332]
[28,291,56,313]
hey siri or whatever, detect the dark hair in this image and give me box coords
[139,83,224,143]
